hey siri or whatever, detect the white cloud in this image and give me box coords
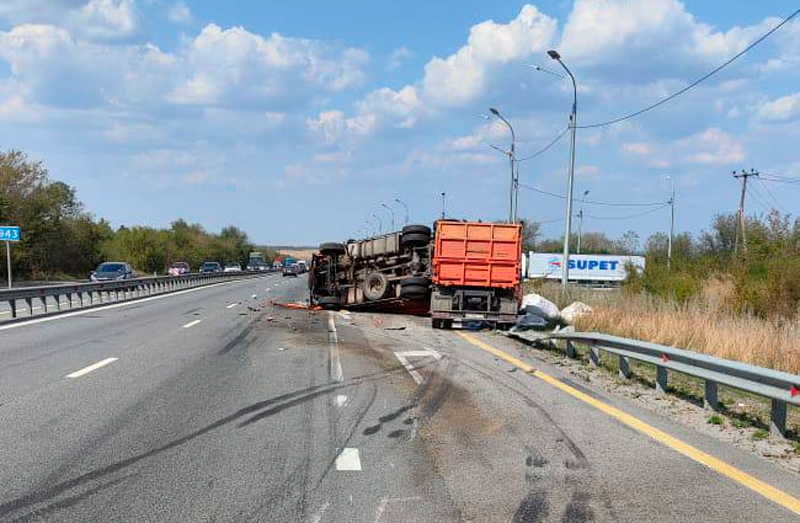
[387,46,412,70]
[755,93,800,122]
[69,0,137,39]
[622,142,651,155]
[169,24,369,105]
[560,0,778,81]
[168,2,191,24]
[306,110,375,144]
[678,127,745,165]
[421,5,556,107]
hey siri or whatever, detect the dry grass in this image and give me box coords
[532,279,800,375]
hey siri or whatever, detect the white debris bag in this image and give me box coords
[520,293,560,321]
[560,301,592,324]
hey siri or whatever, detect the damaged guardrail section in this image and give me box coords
[537,331,799,438]
[0,270,271,321]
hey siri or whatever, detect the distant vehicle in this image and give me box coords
[282,256,297,268]
[249,251,267,266]
[247,260,269,272]
[282,263,299,277]
[296,260,308,273]
[168,261,190,276]
[199,261,222,273]
[273,261,283,269]
[224,263,242,273]
[90,262,136,282]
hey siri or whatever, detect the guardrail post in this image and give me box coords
[770,399,787,439]
[618,355,631,379]
[41,296,47,313]
[589,345,600,367]
[25,297,33,316]
[55,295,61,311]
[703,380,719,411]
[565,340,576,358]
[10,299,16,318]
[656,366,668,394]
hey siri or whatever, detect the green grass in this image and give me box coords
[731,418,753,429]
[751,428,769,441]
[707,415,724,425]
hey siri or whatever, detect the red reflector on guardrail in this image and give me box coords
[660,354,670,363]
[791,386,798,397]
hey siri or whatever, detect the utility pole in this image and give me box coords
[733,169,758,253]
[667,176,675,269]
[441,192,446,219]
[577,190,589,254]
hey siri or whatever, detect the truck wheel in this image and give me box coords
[317,296,341,310]
[362,272,388,301]
[400,276,429,287]
[319,242,346,256]
[401,225,431,248]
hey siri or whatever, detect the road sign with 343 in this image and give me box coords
[0,226,20,241]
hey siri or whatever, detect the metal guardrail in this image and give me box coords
[528,331,800,438]
[0,269,278,320]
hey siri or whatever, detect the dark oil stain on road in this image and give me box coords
[560,490,594,523]
[512,491,550,523]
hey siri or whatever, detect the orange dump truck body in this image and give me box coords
[430,220,521,329]
[433,221,521,288]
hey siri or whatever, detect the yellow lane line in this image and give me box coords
[456,332,800,515]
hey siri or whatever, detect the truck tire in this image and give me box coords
[362,272,389,301]
[317,296,341,310]
[319,242,346,256]
[399,277,429,299]
[401,225,431,248]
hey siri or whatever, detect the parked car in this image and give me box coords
[199,261,222,273]
[224,263,242,273]
[90,262,136,282]
[168,261,190,276]
[296,260,308,273]
[282,263,299,277]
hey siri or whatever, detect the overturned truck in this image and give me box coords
[310,220,522,329]
[309,225,433,313]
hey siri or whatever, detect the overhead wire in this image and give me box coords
[585,203,670,220]
[516,126,570,162]
[576,9,800,129]
[517,182,667,207]
[755,177,791,214]
[746,184,772,213]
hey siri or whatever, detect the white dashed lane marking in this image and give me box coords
[335,448,361,471]
[226,303,238,309]
[66,357,118,379]
[182,319,201,329]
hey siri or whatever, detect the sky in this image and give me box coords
[0,0,798,246]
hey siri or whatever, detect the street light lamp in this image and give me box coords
[394,198,409,225]
[380,203,395,231]
[577,190,589,254]
[489,107,517,223]
[548,49,578,288]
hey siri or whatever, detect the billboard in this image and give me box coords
[525,253,645,282]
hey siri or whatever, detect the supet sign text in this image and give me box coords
[525,253,645,282]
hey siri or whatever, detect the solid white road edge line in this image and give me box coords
[335,448,361,471]
[66,357,118,378]
[0,279,250,332]
[182,319,201,329]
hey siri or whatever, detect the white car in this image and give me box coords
[224,263,242,273]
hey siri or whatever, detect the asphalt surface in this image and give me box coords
[0,272,798,522]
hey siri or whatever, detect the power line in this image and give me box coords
[517,127,570,162]
[518,182,667,207]
[755,177,791,214]
[746,184,772,213]
[760,174,800,185]
[585,203,670,220]
[577,9,800,130]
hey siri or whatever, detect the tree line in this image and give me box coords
[0,150,268,280]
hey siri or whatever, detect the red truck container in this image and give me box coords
[431,220,521,329]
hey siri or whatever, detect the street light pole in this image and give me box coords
[381,203,395,231]
[490,107,517,223]
[394,198,409,225]
[372,213,383,234]
[441,192,446,219]
[548,50,578,288]
[577,189,589,254]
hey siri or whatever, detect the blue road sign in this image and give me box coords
[0,226,21,241]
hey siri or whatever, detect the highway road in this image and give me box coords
[1,272,798,522]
